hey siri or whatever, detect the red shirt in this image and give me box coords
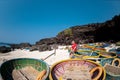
[71,43,77,52]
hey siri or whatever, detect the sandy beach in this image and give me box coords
[0,44,120,80]
[0,46,69,66]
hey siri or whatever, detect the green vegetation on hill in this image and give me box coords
[64,28,73,36]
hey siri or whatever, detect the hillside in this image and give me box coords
[36,14,120,45]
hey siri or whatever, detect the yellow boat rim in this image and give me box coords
[49,59,106,80]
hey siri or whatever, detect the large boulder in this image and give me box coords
[36,37,57,45]
[30,44,52,52]
[10,44,20,50]
[19,43,31,49]
[30,45,38,51]
[0,46,11,53]
[37,44,52,51]
[10,43,31,50]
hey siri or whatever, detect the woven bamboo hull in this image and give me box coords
[0,58,49,80]
[100,58,120,80]
[99,52,117,58]
[49,59,106,80]
[73,51,100,59]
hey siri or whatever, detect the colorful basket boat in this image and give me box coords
[82,44,95,49]
[93,47,106,53]
[49,59,106,80]
[109,48,120,58]
[73,51,100,59]
[77,48,92,52]
[0,58,49,80]
[100,58,120,80]
[99,52,117,58]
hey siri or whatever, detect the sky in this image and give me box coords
[0,0,120,44]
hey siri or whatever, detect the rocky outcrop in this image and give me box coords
[56,26,96,45]
[30,45,38,51]
[10,44,21,50]
[36,15,120,45]
[94,15,120,42]
[33,38,56,51]
[37,44,52,51]
[10,43,31,50]
[0,46,11,53]
[19,43,31,49]
[36,37,57,45]
[30,44,52,51]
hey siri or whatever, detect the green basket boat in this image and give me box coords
[0,58,49,80]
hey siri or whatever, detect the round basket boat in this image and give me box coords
[49,59,106,80]
[99,52,117,58]
[0,58,49,80]
[77,48,92,52]
[100,58,120,80]
[83,44,95,49]
[93,47,106,52]
[74,51,100,59]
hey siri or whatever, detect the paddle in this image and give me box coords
[89,51,93,56]
[42,52,55,61]
[42,44,58,61]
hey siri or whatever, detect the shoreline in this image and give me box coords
[0,46,70,66]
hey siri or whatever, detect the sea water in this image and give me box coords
[0,43,10,47]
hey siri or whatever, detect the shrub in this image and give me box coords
[64,28,73,36]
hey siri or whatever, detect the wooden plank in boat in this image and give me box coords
[19,66,40,80]
[12,69,27,80]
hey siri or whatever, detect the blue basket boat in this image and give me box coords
[100,58,120,80]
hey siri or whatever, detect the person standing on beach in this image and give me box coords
[71,40,77,52]
[70,40,77,58]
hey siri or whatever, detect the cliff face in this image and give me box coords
[94,15,120,42]
[36,15,120,45]
[56,25,96,44]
